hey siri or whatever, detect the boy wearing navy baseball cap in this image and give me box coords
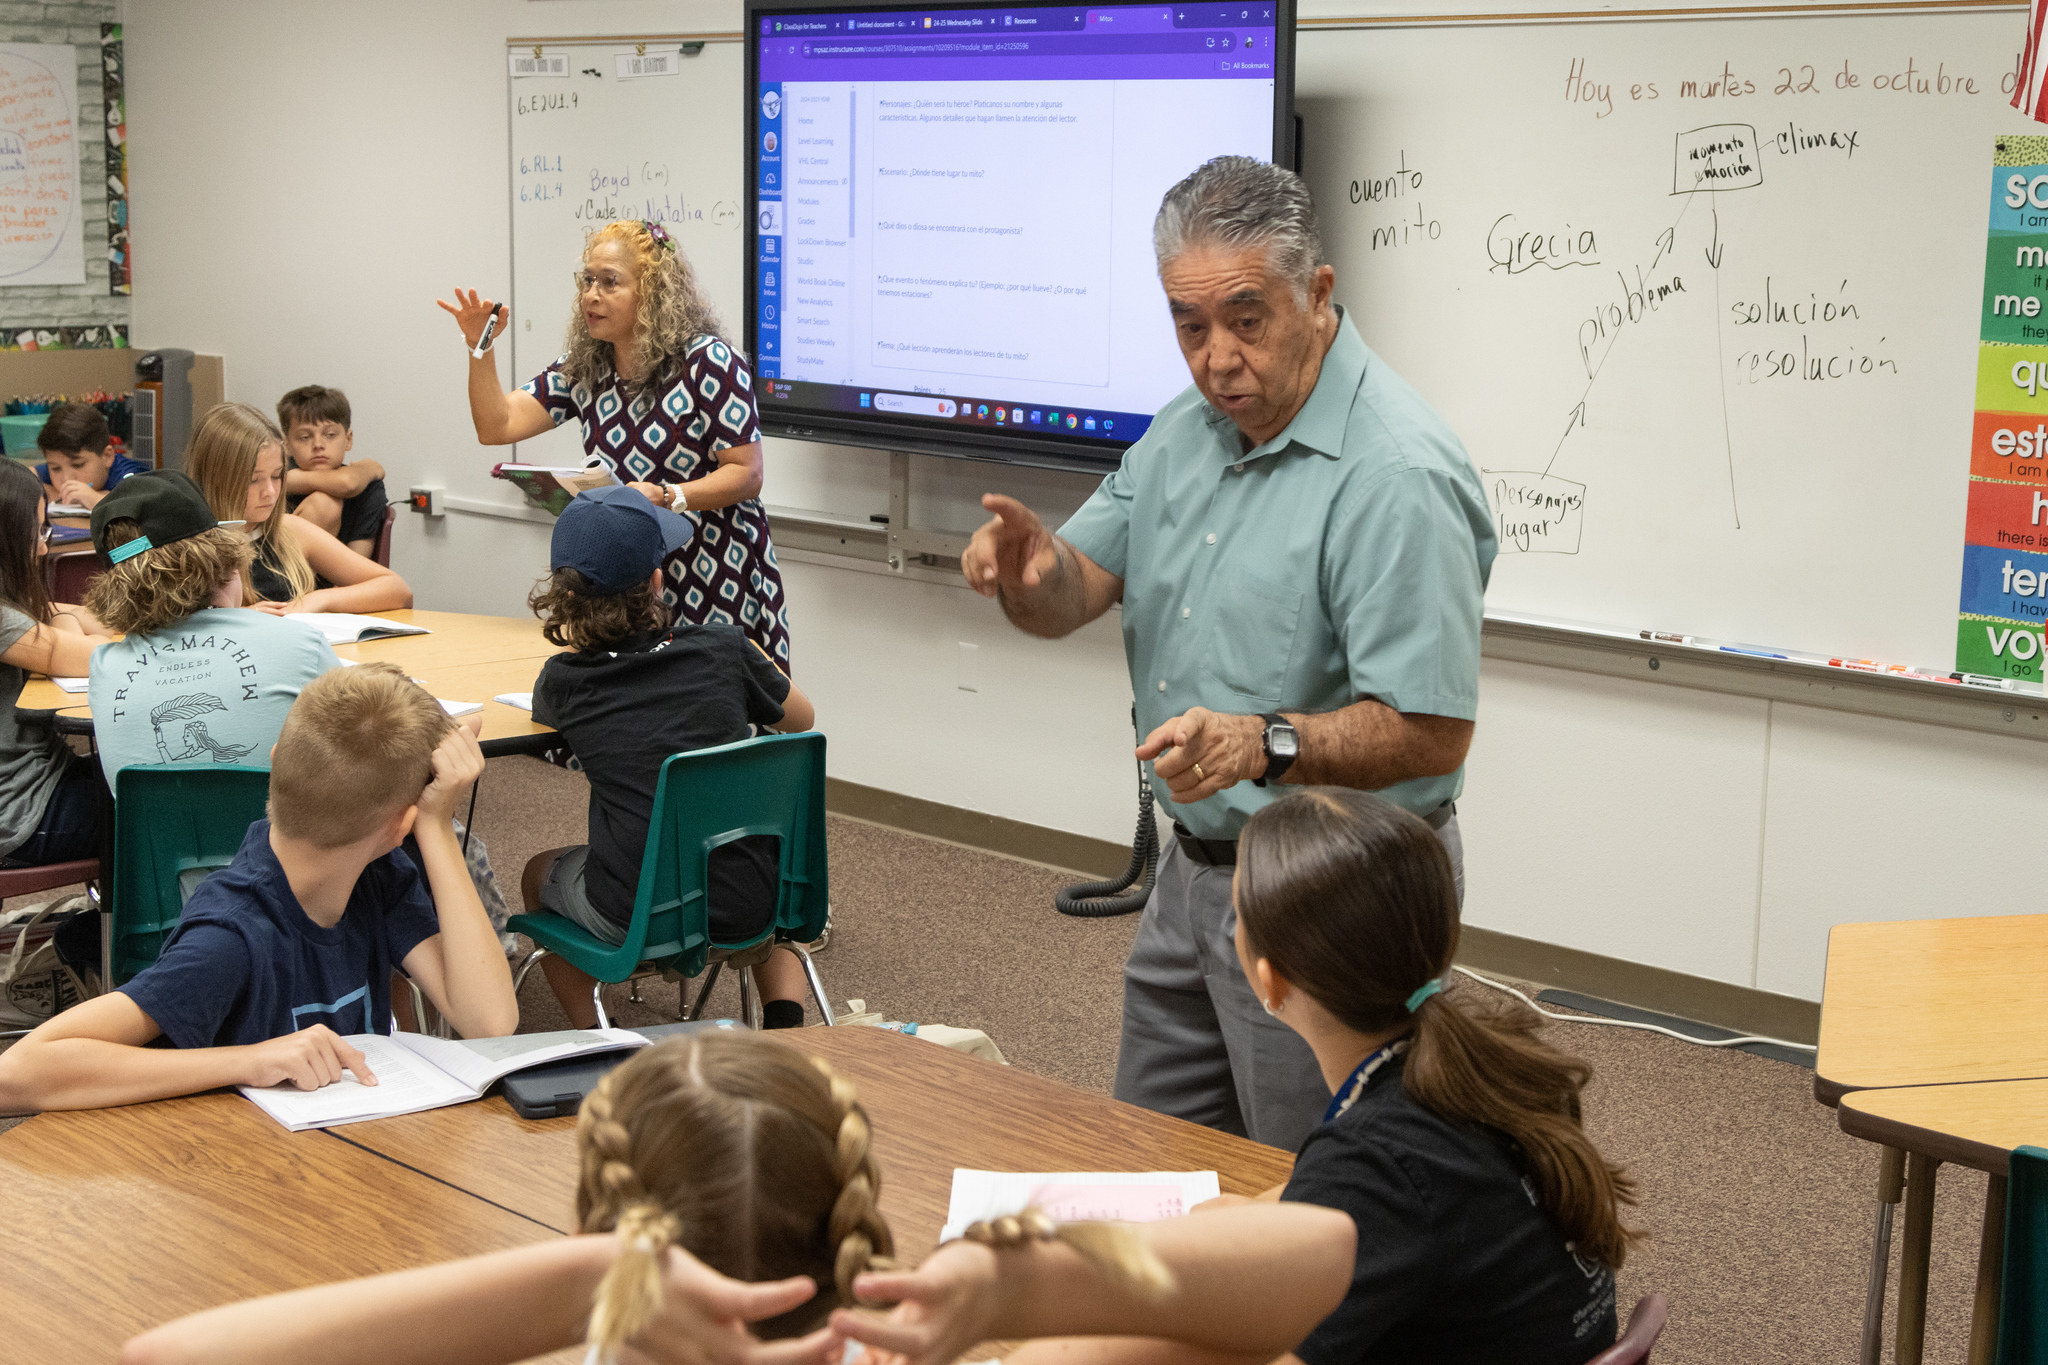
[523,486,817,1028]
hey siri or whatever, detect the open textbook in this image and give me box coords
[940,1169,1221,1241]
[292,613,433,645]
[492,458,622,517]
[240,1027,650,1131]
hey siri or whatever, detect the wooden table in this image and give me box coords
[13,608,562,756]
[2,1027,1294,1356]
[1838,1081,2048,1365]
[0,1091,558,1361]
[1816,914,2048,1365]
[339,1027,1297,1255]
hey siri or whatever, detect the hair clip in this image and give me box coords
[642,220,677,254]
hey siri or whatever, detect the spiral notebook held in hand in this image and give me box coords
[492,459,622,517]
[239,1027,651,1131]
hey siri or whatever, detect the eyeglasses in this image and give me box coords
[572,270,632,296]
[37,523,52,546]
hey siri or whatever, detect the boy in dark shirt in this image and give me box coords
[524,485,817,1029]
[36,401,145,509]
[0,662,520,1112]
[277,385,388,559]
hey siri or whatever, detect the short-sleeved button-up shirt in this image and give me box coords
[1061,308,1495,840]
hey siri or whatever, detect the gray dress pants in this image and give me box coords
[1111,810,1464,1155]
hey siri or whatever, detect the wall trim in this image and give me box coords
[826,780,1822,1042]
[826,777,1135,880]
[1455,925,1819,1044]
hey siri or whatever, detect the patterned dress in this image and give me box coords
[523,336,792,667]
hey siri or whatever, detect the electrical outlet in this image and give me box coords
[407,486,445,516]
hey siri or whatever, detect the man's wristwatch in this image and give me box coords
[1254,712,1299,788]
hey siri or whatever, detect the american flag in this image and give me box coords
[2016,0,2048,122]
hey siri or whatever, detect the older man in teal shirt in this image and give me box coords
[962,157,1496,1150]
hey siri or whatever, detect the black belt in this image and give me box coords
[1173,802,1454,869]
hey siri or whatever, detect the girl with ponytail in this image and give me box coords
[122,1031,1355,1365]
[1225,786,1641,1365]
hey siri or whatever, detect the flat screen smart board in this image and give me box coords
[744,0,1295,470]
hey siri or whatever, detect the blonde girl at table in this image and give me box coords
[185,403,411,616]
[119,1031,1355,1365]
[440,218,793,668]
[0,460,110,868]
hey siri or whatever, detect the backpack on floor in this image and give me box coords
[0,895,98,1030]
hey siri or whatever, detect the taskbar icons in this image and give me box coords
[761,379,1125,439]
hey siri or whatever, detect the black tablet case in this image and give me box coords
[499,1019,740,1119]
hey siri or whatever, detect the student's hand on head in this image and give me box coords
[416,724,487,824]
[829,1239,1003,1365]
[434,287,507,350]
[611,1247,830,1365]
[241,1024,376,1090]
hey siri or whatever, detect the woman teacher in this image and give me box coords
[440,219,791,666]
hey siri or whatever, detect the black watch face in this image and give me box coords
[1270,725,1300,759]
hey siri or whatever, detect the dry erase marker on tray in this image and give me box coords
[1951,672,2019,691]
[1639,630,1694,644]
[1827,658,1888,674]
[1720,645,1788,660]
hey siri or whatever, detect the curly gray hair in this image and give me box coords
[1152,156,1325,305]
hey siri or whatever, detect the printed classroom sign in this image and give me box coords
[0,44,82,287]
[1960,135,2048,682]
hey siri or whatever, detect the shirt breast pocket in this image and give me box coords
[1202,570,1303,710]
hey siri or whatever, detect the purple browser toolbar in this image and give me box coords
[757,2,1278,82]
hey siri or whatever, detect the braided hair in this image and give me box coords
[575,1033,897,1362]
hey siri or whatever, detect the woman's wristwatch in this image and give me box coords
[663,483,685,512]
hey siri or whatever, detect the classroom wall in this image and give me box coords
[123,0,2048,1006]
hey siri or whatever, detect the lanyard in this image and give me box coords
[1323,1038,1411,1124]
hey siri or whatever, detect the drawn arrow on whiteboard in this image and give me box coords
[1540,401,1588,477]
[1704,198,1724,270]
[1650,227,1676,272]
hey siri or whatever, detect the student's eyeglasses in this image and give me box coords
[572,271,632,296]
[37,523,52,546]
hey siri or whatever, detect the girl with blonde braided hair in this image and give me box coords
[123,1032,1354,1365]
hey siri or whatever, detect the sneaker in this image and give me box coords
[797,911,833,956]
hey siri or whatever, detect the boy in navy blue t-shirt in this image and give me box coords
[0,662,519,1112]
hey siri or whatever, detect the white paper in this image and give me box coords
[239,1028,651,1132]
[493,692,534,711]
[615,50,681,79]
[46,502,88,516]
[291,613,432,645]
[240,1033,477,1131]
[0,45,83,287]
[50,676,86,693]
[439,699,482,717]
[509,51,570,78]
[392,1027,647,1094]
[940,1169,1222,1241]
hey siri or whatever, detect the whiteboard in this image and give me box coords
[1298,11,2036,669]
[506,39,745,458]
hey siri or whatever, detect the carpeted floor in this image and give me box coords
[1,755,1991,1363]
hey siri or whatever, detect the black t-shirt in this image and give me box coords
[1282,1056,1619,1365]
[532,624,790,937]
[286,477,390,551]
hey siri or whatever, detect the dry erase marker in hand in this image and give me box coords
[472,302,501,359]
[1639,630,1694,644]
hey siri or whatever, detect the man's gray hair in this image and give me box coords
[1153,156,1325,303]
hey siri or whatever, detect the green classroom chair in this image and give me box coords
[509,733,835,1030]
[1998,1145,2048,1365]
[108,765,272,988]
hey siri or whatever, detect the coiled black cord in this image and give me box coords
[1054,755,1159,918]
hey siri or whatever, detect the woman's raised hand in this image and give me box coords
[435,288,507,350]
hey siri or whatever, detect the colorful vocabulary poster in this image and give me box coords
[1960,137,2048,683]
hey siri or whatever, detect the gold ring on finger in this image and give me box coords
[1192,762,1206,781]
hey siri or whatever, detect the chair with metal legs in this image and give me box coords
[510,733,836,1030]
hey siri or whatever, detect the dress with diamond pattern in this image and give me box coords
[523,336,792,667]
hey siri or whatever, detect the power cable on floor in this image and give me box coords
[1452,965,1817,1053]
